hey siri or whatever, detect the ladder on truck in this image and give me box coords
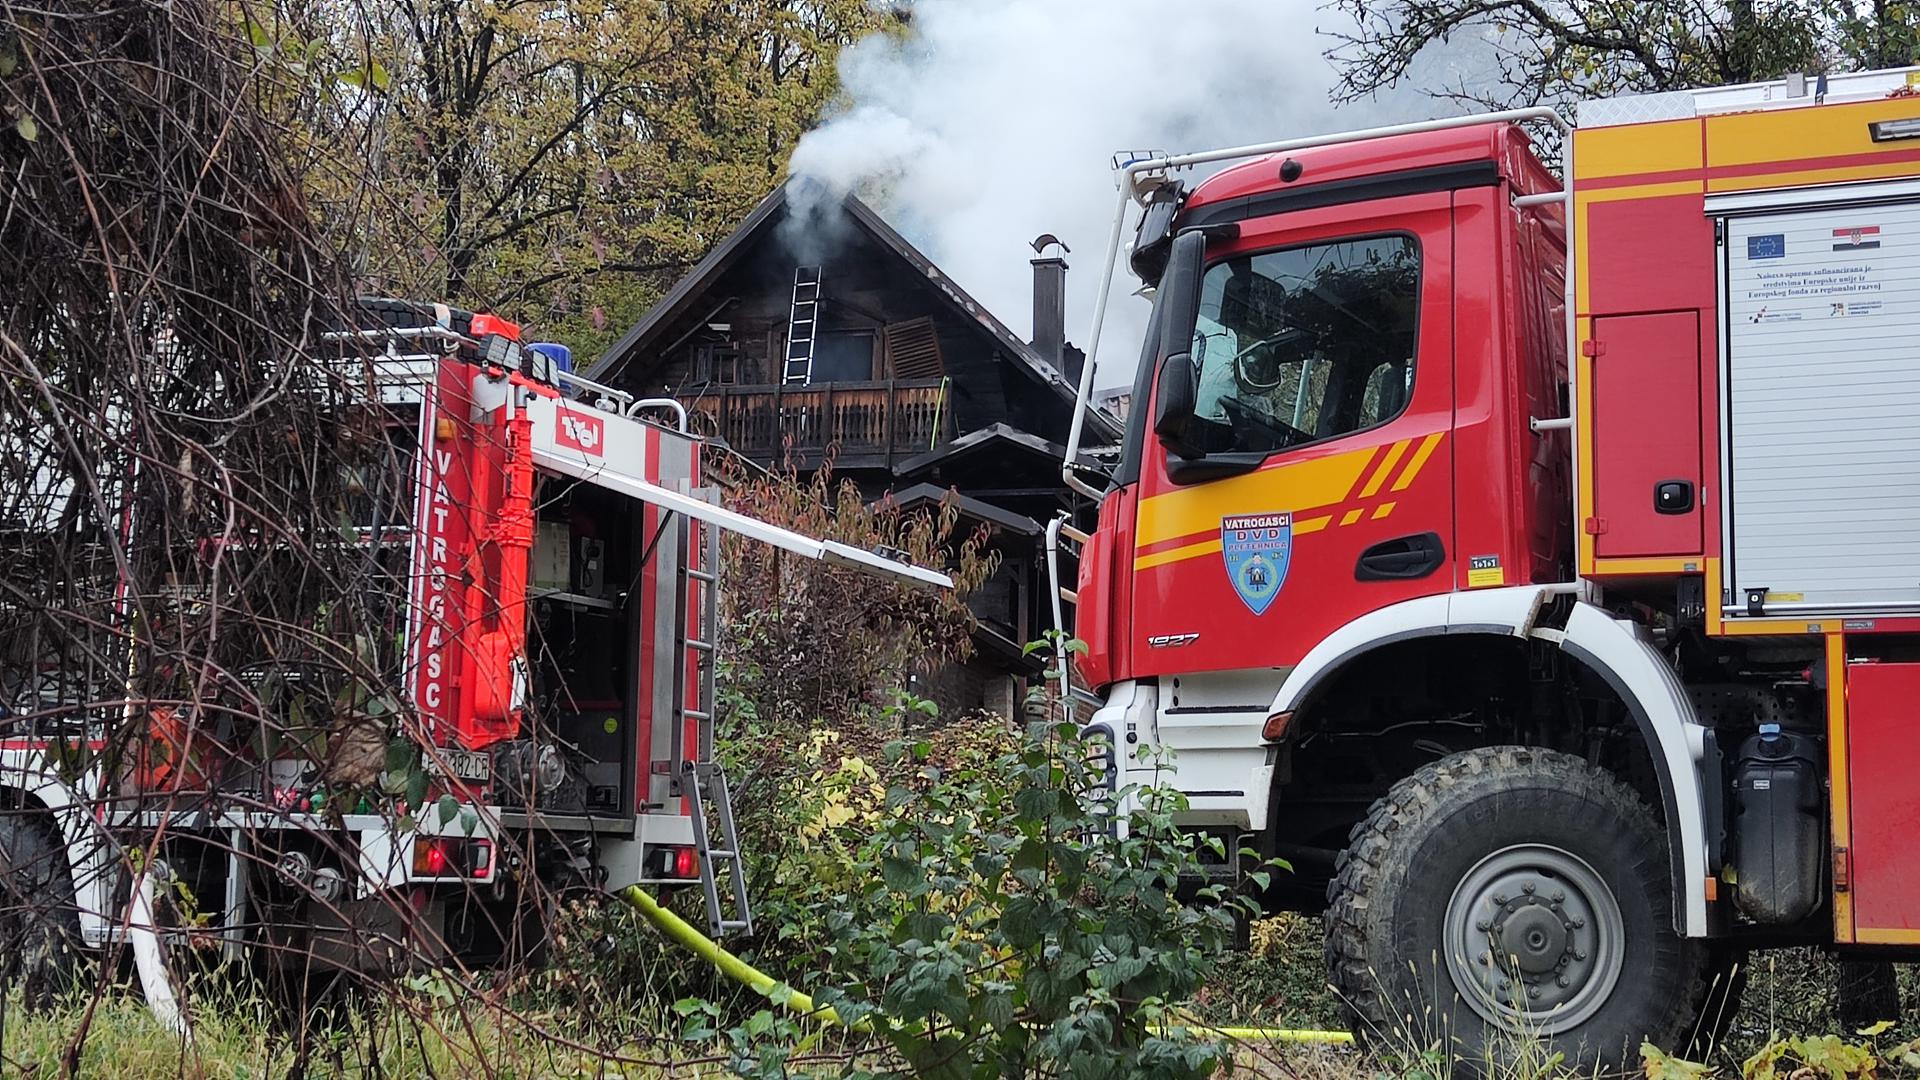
[782,266,822,385]
[674,496,751,936]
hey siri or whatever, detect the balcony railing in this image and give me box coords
[690,379,956,463]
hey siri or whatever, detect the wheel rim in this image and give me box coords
[1443,843,1625,1034]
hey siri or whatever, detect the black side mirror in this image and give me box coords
[1152,230,1207,455]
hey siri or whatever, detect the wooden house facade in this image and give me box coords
[587,184,1121,715]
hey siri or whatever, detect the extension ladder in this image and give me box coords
[782,266,822,385]
[674,494,751,936]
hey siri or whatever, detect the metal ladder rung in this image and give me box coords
[706,849,736,859]
[687,639,714,653]
[683,708,712,722]
[687,569,716,584]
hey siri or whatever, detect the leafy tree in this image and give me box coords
[289,0,886,353]
[1325,0,1920,109]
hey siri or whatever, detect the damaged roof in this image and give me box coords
[585,182,1122,443]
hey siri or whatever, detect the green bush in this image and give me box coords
[768,719,1250,1079]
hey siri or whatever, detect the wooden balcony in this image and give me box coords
[690,379,957,467]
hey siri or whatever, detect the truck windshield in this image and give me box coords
[1189,235,1419,455]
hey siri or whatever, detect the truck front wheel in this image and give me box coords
[1326,747,1709,1071]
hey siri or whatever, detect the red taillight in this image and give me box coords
[412,837,492,879]
[649,845,698,879]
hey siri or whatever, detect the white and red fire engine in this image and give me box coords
[0,298,946,1025]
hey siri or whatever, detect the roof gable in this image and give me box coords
[585,182,1121,443]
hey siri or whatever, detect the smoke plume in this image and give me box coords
[787,0,1427,388]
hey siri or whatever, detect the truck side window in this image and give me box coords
[1190,235,1420,455]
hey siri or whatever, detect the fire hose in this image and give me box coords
[618,886,1354,1047]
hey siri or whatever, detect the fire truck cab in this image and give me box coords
[1061,68,1920,1065]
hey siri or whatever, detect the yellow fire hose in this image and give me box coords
[618,886,1353,1047]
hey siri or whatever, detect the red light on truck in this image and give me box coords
[648,845,698,879]
[411,838,492,879]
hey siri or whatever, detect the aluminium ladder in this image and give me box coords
[782,266,822,385]
[673,495,751,936]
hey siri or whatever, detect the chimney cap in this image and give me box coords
[1030,233,1071,257]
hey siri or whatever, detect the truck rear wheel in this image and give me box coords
[0,812,83,1008]
[1326,747,1710,1071]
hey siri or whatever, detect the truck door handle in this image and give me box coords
[1355,532,1445,581]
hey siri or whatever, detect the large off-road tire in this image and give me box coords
[1326,747,1713,1072]
[0,811,83,1008]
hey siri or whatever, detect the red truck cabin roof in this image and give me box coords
[1179,122,1559,223]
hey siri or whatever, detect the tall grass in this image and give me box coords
[0,985,729,1079]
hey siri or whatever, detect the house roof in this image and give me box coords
[585,182,1122,443]
[895,422,1075,477]
[875,482,1043,537]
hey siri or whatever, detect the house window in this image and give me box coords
[692,342,740,384]
[809,332,877,382]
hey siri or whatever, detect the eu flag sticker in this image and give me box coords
[1221,513,1291,616]
[1747,234,1786,260]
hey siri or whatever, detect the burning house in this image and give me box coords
[586,182,1122,715]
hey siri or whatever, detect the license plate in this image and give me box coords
[425,748,491,782]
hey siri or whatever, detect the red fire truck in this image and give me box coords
[1054,67,1920,1064]
[0,299,946,1027]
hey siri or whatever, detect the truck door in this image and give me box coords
[1131,193,1455,677]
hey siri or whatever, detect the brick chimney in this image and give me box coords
[1030,233,1070,374]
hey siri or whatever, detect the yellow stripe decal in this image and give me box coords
[1706,160,1920,192]
[1133,513,1336,570]
[1134,446,1373,547]
[1825,633,1852,943]
[1370,501,1396,520]
[1573,118,1702,179]
[1134,539,1221,572]
[1705,97,1920,168]
[1339,508,1363,527]
[1358,440,1410,498]
[1390,433,1444,492]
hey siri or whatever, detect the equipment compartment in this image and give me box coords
[1590,311,1705,559]
[1721,198,1920,616]
[1843,659,1920,940]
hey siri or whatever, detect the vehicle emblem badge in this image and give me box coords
[1221,512,1291,616]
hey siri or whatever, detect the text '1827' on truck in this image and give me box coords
[0,299,948,1027]
[1054,67,1920,1066]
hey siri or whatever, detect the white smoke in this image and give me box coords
[786,0,1434,388]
